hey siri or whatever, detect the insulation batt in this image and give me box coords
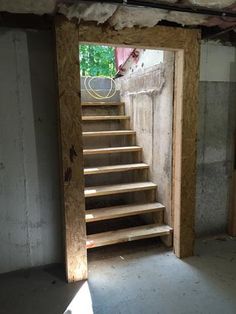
[187,0,236,9]
[166,11,207,25]
[109,6,168,30]
[59,3,118,24]
[0,0,56,14]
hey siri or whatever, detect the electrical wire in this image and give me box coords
[84,76,117,100]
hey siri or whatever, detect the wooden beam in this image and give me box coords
[55,17,87,282]
[79,23,199,51]
[173,41,200,257]
[79,22,200,258]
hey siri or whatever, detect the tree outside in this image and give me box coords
[79,44,116,77]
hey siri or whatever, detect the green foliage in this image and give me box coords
[79,44,116,77]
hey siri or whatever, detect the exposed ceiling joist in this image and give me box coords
[0,0,236,34]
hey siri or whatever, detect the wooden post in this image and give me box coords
[55,17,87,282]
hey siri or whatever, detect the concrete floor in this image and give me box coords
[0,236,236,314]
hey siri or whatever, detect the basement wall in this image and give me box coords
[196,41,236,236]
[117,42,236,237]
[0,28,61,273]
[116,51,174,226]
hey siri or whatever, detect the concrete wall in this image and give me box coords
[117,51,174,225]
[196,41,236,236]
[117,42,236,237]
[0,28,61,273]
[80,76,120,102]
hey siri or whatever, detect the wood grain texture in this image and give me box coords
[83,146,142,155]
[84,163,148,175]
[84,182,157,198]
[87,224,172,248]
[55,16,87,282]
[82,115,129,120]
[82,101,124,106]
[83,130,135,137]
[86,202,165,222]
[79,23,198,51]
[173,35,200,257]
[79,22,200,258]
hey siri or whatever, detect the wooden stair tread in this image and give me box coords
[84,182,157,197]
[86,202,165,222]
[84,163,148,175]
[86,224,172,248]
[82,102,124,106]
[82,115,129,121]
[83,130,135,137]
[83,146,142,155]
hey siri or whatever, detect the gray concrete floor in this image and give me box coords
[0,236,236,314]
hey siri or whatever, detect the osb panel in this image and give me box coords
[173,40,200,257]
[79,22,200,258]
[79,22,199,51]
[180,37,200,257]
[55,17,87,282]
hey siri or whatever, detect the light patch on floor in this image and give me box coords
[0,236,236,314]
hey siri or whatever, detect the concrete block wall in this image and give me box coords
[80,76,120,102]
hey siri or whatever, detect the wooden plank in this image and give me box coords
[79,22,200,258]
[85,182,157,198]
[79,23,199,51]
[86,202,165,222]
[172,38,200,257]
[83,130,135,137]
[55,17,87,282]
[83,146,142,155]
[86,224,172,248]
[82,115,129,121]
[82,101,124,106]
[84,163,148,175]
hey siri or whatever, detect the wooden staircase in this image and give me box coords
[82,101,172,249]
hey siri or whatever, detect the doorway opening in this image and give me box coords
[55,21,199,281]
[80,43,174,250]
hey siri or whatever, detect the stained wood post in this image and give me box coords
[55,16,87,282]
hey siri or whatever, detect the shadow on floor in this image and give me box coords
[0,236,236,314]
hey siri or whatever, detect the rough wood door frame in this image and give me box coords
[55,18,87,283]
[55,17,200,282]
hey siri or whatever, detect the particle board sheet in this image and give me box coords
[55,17,87,282]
